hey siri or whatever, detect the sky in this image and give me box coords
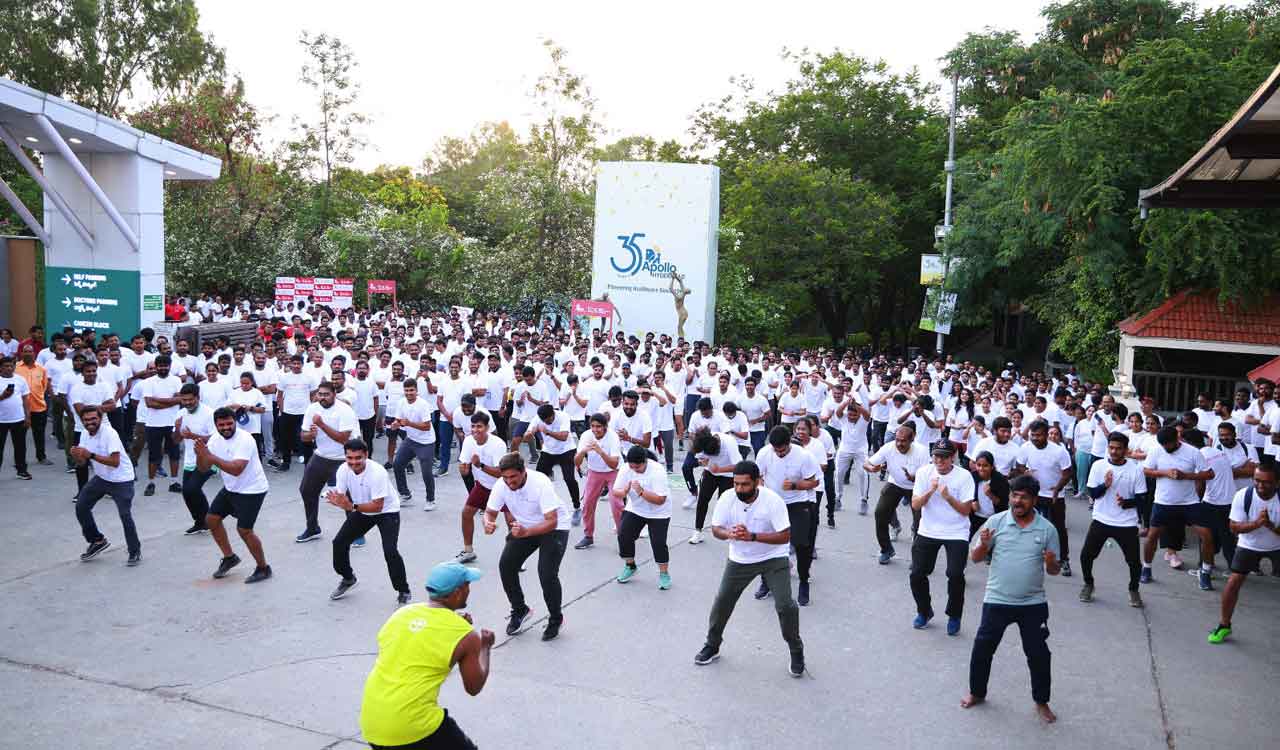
[190,0,1244,170]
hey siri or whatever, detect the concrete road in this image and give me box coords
[1,441,1277,749]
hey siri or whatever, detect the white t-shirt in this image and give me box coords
[1090,411,1119,458]
[67,378,114,432]
[1200,446,1236,506]
[869,441,930,490]
[755,444,821,505]
[302,400,359,460]
[1087,458,1142,527]
[578,429,621,474]
[1231,486,1280,552]
[832,410,869,454]
[207,427,269,494]
[612,460,671,519]
[710,485,791,564]
[199,376,232,410]
[335,461,397,515]
[0,374,30,423]
[141,374,183,428]
[1144,443,1208,506]
[972,436,1019,477]
[739,393,770,433]
[697,432,740,478]
[229,387,268,434]
[175,404,215,470]
[459,435,507,489]
[1016,441,1072,498]
[279,370,319,415]
[79,423,134,483]
[778,392,805,424]
[350,376,379,420]
[390,396,435,445]
[913,464,975,541]
[535,411,576,455]
[1219,441,1256,492]
[487,470,570,531]
[511,379,549,423]
[611,408,653,446]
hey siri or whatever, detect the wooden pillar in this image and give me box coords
[4,237,37,335]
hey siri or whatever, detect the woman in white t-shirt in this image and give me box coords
[649,371,678,473]
[229,372,269,459]
[1072,404,1094,499]
[573,413,621,549]
[610,447,673,589]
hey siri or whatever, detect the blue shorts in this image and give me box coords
[1150,502,1208,531]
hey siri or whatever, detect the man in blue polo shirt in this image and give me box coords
[962,473,1062,724]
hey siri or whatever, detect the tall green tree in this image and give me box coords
[695,50,946,347]
[723,156,903,347]
[294,31,368,253]
[941,0,1280,374]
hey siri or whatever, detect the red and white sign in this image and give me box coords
[367,279,396,295]
[571,298,614,318]
[275,276,354,310]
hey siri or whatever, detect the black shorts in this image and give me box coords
[144,425,179,464]
[1229,547,1280,576]
[369,711,476,750]
[209,489,266,529]
[1150,502,1208,532]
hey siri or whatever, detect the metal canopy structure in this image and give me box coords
[1139,63,1280,210]
[0,77,220,248]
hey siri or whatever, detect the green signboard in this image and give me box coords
[143,294,163,311]
[45,266,140,335]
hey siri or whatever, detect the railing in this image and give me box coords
[1131,370,1248,411]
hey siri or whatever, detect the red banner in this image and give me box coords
[368,279,397,295]
[571,299,614,318]
[275,276,354,309]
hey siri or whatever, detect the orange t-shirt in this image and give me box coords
[15,362,48,412]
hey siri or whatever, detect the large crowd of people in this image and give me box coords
[1,296,1276,747]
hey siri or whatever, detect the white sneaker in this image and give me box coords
[688,530,704,545]
[682,497,696,510]
[422,500,436,512]
[1168,551,1184,569]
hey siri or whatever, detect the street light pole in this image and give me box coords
[936,72,959,355]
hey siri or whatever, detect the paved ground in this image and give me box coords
[1,435,1278,750]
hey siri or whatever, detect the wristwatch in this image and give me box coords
[750,532,757,542]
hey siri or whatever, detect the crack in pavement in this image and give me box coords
[0,654,353,743]
[1138,600,1177,750]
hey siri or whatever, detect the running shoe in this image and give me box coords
[878,550,895,565]
[295,529,322,543]
[859,499,869,516]
[798,581,810,606]
[506,606,534,636]
[1139,567,1153,584]
[946,617,961,636]
[212,554,241,579]
[1078,584,1094,603]
[455,549,477,564]
[693,646,720,665]
[658,572,672,590]
[183,523,208,535]
[1129,591,1144,608]
[352,536,366,548]
[574,535,593,550]
[616,565,638,584]
[167,482,182,493]
[1168,551,1184,569]
[126,551,141,567]
[16,471,31,480]
[330,578,358,600]
[753,580,771,600]
[422,500,436,512]
[244,566,272,584]
[1207,624,1231,644]
[1061,560,1072,578]
[541,618,562,641]
[687,530,704,545]
[789,652,805,677]
[143,482,155,497]
[80,538,110,561]
[912,613,932,629]
[890,524,901,541]
[571,508,582,527]
[1198,569,1213,591]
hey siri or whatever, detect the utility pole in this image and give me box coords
[935,72,959,354]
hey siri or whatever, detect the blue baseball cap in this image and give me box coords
[425,562,483,597]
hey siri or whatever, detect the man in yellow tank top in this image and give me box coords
[360,561,494,748]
